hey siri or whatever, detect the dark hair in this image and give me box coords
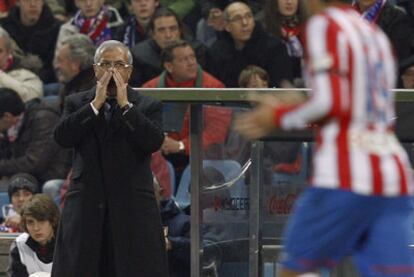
[148,7,183,36]
[238,65,269,87]
[20,194,60,233]
[161,39,193,64]
[263,0,307,37]
[0,88,24,118]
[8,173,38,200]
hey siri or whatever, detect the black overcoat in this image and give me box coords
[51,87,168,277]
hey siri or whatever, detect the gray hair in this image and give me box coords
[93,40,133,64]
[60,34,96,71]
[0,27,12,51]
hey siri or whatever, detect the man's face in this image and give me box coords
[93,47,133,97]
[54,45,81,84]
[402,66,414,89]
[165,45,198,83]
[0,38,11,70]
[225,3,255,45]
[11,189,33,213]
[130,0,159,21]
[25,216,54,246]
[75,0,105,18]
[18,0,44,26]
[278,0,299,17]
[0,112,19,132]
[152,16,181,49]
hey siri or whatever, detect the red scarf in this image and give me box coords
[281,25,301,40]
[2,54,13,71]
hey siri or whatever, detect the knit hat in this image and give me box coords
[7,173,38,200]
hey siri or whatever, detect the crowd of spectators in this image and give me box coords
[0,0,413,276]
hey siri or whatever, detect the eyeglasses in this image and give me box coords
[95,61,132,70]
[228,12,253,24]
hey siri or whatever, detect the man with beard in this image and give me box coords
[52,40,168,277]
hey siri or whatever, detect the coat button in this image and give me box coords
[98,203,105,209]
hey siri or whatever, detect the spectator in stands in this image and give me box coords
[0,88,69,186]
[263,0,305,84]
[0,0,66,20]
[238,64,269,88]
[400,55,414,89]
[115,0,160,47]
[143,40,232,167]
[53,34,96,111]
[0,27,43,102]
[1,173,38,232]
[41,34,96,201]
[8,194,60,277]
[52,40,167,277]
[0,0,62,83]
[154,177,190,277]
[352,0,414,61]
[196,1,227,47]
[130,7,206,86]
[206,1,292,87]
[56,0,123,47]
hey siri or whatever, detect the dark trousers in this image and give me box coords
[99,209,116,277]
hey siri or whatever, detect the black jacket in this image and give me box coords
[206,23,292,87]
[0,5,61,83]
[0,98,70,184]
[378,3,414,62]
[58,66,96,112]
[52,86,168,277]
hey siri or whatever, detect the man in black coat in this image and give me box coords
[206,1,292,88]
[52,40,168,277]
[0,0,61,83]
[0,88,69,188]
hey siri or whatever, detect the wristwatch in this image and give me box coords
[121,102,133,114]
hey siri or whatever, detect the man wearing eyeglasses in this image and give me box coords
[206,1,293,88]
[52,40,168,277]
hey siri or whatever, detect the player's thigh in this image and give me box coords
[353,197,414,277]
[280,188,374,272]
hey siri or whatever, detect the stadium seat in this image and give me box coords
[175,160,247,210]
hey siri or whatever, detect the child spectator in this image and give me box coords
[7,194,60,277]
[2,173,38,232]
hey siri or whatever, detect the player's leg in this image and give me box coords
[353,197,414,277]
[279,188,374,275]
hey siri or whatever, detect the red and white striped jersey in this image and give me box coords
[275,6,413,196]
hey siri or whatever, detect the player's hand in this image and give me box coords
[92,70,111,110]
[234,93,281,139]
[113,69,129,107]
